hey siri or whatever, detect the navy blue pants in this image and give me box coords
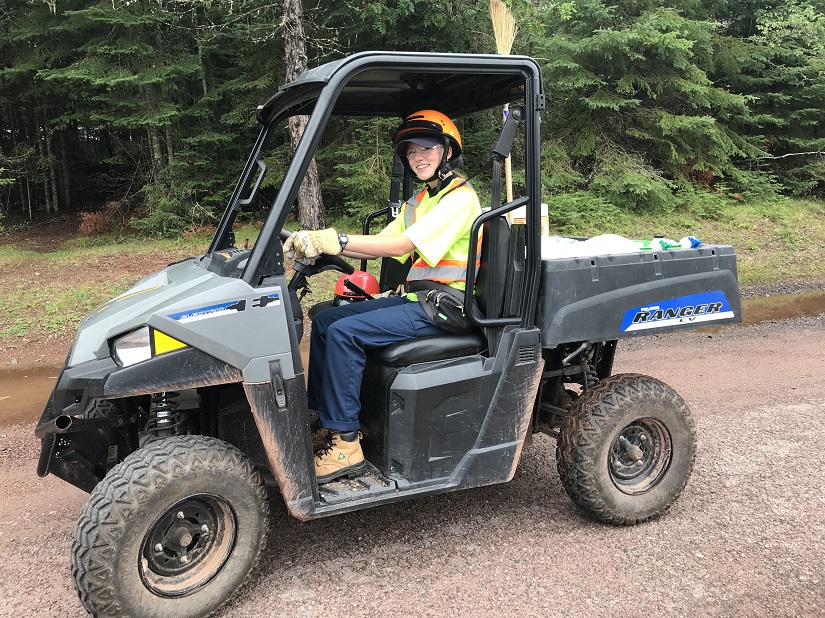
[307,296,442,432]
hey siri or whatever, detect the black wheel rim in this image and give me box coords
[608,417,672,495]
[140,495,237,598]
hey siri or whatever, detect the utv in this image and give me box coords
[35,51,741,618]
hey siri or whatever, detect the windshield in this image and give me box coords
[203,102,529,286]
[208,115,301,256]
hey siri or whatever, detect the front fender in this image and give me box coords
[35,348,244,493]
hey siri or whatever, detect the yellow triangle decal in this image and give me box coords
[153,330,187,355]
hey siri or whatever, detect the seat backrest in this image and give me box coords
[474,216,510,320]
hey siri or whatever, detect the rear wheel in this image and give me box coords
[71,435,269,618]
[556,373,696,525]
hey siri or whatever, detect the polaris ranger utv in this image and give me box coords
[35,51,741,618]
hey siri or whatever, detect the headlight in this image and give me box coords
[112,327,188,367]
[112,327,151,367]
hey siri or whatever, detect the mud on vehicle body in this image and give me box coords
[35,51,741,617]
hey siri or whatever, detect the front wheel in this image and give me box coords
[556,373,696,525]
[71,435,270,618]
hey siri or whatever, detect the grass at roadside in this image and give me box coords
[570,198,825,285]
[0,200,822,352]
[0,233,210,341]
[1,282,127,337]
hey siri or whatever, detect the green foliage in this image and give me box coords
[539,140,583,193]
[318,0,492,55]
[713,1,825,196]
[321,118,397,221]
[544,191,627,235]
[131,179,219,237]
[591,153,678,212]
[754,1,825,58]
[529,0,770,207]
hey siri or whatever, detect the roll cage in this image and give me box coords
[209,51,545,328]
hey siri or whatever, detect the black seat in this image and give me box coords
[366,330,487,367]
[366,216,510,366]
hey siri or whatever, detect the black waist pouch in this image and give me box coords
[409,281,476,334]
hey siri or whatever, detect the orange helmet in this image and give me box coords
[393,110,463,176]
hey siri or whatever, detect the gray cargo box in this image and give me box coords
[536,245,741,348]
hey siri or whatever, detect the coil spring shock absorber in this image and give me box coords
[579,359,599,389]
[146,391,180,438]
[562,342,600,389]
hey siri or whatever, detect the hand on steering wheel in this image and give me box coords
[284,228,341,265]
[283,233,308,263]
[282,229,354,274]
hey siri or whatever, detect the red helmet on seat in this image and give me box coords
[333,271,380,304]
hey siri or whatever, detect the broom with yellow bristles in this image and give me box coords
[490,0,517,203]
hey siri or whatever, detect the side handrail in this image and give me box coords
[359,206,391,271]
[464,196,529,327]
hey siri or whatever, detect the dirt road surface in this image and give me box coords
[1,315,824,617]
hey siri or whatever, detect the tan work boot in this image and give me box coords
[310,419,331,453]
[315,430,367,484]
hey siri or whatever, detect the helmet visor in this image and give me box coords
[397,137,442,155]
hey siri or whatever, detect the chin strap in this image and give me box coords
[432,136,465,192]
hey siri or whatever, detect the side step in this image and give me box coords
[317,461,397,505]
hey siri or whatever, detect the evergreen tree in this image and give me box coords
[751,1,825,194]
[1,0,823,232]
[522,0,760,211]
[0,0,73,217]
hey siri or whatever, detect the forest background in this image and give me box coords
[0,0,824,237]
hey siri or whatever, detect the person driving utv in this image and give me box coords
[284,109,482,484]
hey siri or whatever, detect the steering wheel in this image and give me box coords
[280,228,354,275]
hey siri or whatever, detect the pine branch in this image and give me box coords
[757,151,825,159]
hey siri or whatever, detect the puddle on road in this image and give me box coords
[1,291,822,428]
[0,341,313,428]
[0,366,58,427]
[740,289,825,326]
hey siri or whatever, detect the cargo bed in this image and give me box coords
[536,245,741,348]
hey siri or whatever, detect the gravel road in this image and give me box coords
[1,315,823,618]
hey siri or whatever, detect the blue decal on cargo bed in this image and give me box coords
[168,299,246,324]
[621,291,734,332]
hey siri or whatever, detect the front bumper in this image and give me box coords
[35,348,244,493]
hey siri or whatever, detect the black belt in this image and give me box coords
[406,280,467,302]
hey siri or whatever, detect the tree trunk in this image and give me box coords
[35,119,52,214]
[289,115,325,229]
[26,178,32,220]
[45,119,59,213]
[194,11,210,99]
[148,125,165,180]
[19,180,26,220]
[283,0,325,229]
[59,132,71,211]
[165,124,174,164]
[197,40,209,98]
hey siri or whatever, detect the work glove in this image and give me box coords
[292,228,341,264]
[283,233,308,263]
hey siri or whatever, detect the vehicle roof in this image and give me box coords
[256,51,540,123]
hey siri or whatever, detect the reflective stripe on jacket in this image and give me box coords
[402,178,481,287]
